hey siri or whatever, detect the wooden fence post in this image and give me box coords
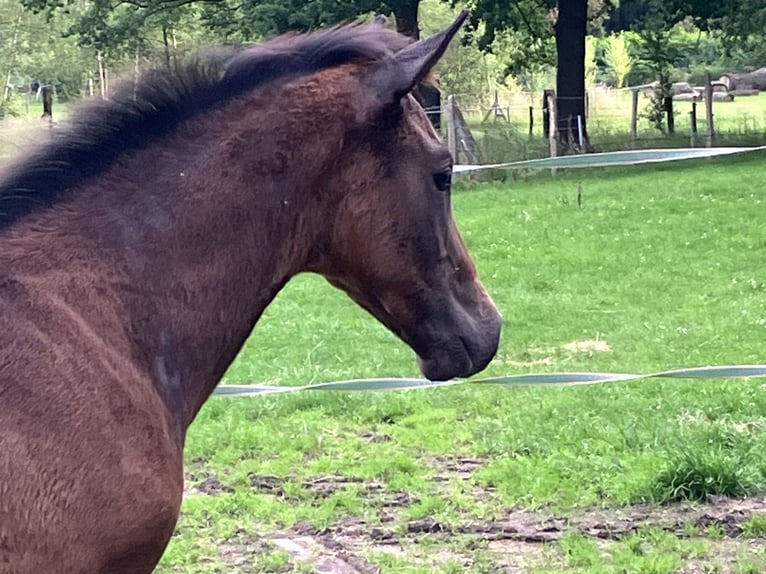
[705,72,714,147]
[547,92,558,159]
[41,86,53,123]
[689,101,697,147]
[630,88,639,148]
[542,89,555,140]
[528,105,534,138]
[453,103,479,165]
[665,92,675,134]
[446,95,457,161]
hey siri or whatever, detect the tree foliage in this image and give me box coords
[0,0,87,105]
[603,32,632,88]
[8,0,766,142]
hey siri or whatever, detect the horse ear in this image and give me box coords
[364,10,468,107]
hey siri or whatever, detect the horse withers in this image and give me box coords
[0,11,501,572]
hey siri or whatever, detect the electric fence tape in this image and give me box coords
[453,145,766,173]
[213,365,766,397]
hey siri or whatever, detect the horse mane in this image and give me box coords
[0,23,411,231]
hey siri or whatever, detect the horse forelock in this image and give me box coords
[0,23,411,233]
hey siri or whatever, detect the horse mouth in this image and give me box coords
[416,334,496,381]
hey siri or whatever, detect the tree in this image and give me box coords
[20,0,437,100]
[603,33,633,88]
[605,0,766,133]
[19,0,225,100]
[464,0,594,149]
[0,0,88,109]
[196,0,424,39]
[555,0,589,146]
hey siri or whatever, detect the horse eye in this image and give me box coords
[432,170,452,191]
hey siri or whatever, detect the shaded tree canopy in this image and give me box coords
[20,0,429,41]
[18,0,766,144]
[607,0,766,38]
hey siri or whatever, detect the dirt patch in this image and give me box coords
[429,455,487,479]
[183,471,234,497]
[279,496,766,572]
[315,496,766,543]
[272,535,380,574]
[249,474,289,497]
[562,339,611,354]
[248,472,418,516]
[572,496,766,540]
[428,455,501,508]
[304,474,367,498]
[676,538,766,574]
[358,431,392,443]
[0,118,52,158]
[213,539,285,573]
[188,468,766,572]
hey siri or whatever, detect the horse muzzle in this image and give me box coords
[415,303,502,381]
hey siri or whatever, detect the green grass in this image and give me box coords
[153,152,766,572]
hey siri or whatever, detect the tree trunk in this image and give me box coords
[171,28,178,66]
[162,26,172,69]
[664,94,674,134]
[97,51,106,99]
[2,10,22,107]
[133,47,141,101]
[392,0,441,130]
[40,86,53,120]
[554,0,589,149]
[393,0,420,39]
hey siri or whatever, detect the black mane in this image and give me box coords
[0,24,409,230]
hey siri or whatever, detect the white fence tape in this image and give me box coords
[453,145,766,173]
[213,365,766,397]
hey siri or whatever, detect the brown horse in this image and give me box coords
[0,12,501,573]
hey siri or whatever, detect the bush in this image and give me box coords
[0,95,23,120]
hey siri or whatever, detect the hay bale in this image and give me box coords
[719,67,766,91]
[730,88,760,97]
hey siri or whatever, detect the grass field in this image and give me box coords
[148,152,766,572]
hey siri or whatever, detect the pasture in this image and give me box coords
[157,152,766,572]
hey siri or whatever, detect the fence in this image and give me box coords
[445,84,766,166]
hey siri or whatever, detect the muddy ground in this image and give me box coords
[184,456,766,573]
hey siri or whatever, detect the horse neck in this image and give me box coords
[2,81,350,433]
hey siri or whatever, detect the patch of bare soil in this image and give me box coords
[0,118,52,152]
[264,495,766,573]
[183,470,234,497]
[358,431,392,444]
[248,472,418,510]
[312,496,766,543]
[196,467,766,572]
[211,539,286,574]
[429,455,487,479]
